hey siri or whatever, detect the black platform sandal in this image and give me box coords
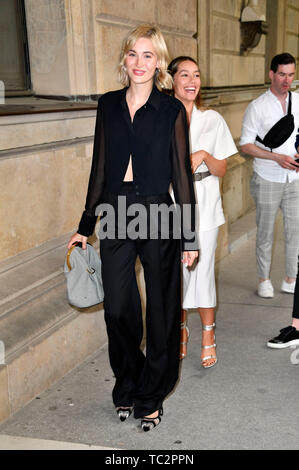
[141,407,163,432]
[116,406,133,422]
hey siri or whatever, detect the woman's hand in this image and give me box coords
[67,233,88,250]
[191,150,227,177]
[190,150,207,173]
[182,250,198,268]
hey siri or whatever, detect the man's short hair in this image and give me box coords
[271,53,296,73]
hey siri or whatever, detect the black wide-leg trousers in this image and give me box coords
[100,184,181,418]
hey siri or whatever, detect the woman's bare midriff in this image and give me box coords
[123,155,133,181]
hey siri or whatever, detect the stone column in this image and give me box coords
[24,0,70,95]
[24,0,97,97]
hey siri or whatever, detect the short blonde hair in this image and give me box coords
[118,24,173,90]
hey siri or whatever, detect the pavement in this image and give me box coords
[0,211,298,451]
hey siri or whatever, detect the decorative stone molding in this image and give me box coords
[240,0,268,56]
[240,20,268,56]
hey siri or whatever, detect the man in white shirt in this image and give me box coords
[240,53,299,301]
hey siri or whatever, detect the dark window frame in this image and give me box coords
[2,0,32,95]
[18,0,31,92]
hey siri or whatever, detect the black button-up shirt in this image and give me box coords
[78,86,196,249]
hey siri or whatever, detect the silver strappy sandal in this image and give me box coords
[201,322,217,369]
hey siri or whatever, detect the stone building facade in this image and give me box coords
[0,0,298,422]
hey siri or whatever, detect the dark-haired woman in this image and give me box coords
[169,56,237,368]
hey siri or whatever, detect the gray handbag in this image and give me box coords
[64,242,104,308]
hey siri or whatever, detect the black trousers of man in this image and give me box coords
[293,257,299,319]
[100,183,181,419]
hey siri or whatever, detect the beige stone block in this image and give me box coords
[0,114,95,151]
[211,55,265,86]
[30,39,71,96]
[249,57,266,84]
[259,0,267,15]
[94,0,156,23]
[286,34,299,58]
[286,7,299,33]
[165,34,197,62]
[25,0,71,95]
[85,142,94,159]
[64,0,90,95]
[241,159,254,214]
[210,54,230,86]
[215,222,229,262]
[26,0,97,96]
[222,155,254,224]
[0,366,10,423]
[8,311,106,414]
[212,16,240,52]
[212,0,242,18]
[214,101,249,140]
[197,0,210,86]
[0,144,92,258]
[157,0,197,32]
[222,155,245,224]
[94,24,128,93]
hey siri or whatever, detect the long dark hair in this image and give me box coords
[167,56,202,109]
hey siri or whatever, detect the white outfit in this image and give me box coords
[240,89,299,183]
[240,89,299,279]
[182,107,237,309]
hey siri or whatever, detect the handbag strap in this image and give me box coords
[287,91,292,115]
[66,242,79,271]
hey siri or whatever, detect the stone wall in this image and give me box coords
[285,0,299,70]
[25,0,198,96]
[266,0,299,77]
[0,140,92,260]
[25,0,70,95]
[28,0,299,96]
[198,0,267,88]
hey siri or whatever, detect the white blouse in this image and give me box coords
[190,106,237,231]
[239,89,299,183]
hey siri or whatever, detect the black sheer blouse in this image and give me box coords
[78,85,196,250]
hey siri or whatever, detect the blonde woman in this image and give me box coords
[168,56,237,368]
[68,27,197,431]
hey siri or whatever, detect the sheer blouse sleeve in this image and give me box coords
[78,98,105,237]
[171,105,198,251]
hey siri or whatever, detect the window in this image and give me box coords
[0,0,30,94]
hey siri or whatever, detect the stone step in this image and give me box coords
[0,233,107,423]
[0,278,76,361]
[0,232,73,316]
[228,209,256,253]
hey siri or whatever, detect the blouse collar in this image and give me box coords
[120,85,161,111]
